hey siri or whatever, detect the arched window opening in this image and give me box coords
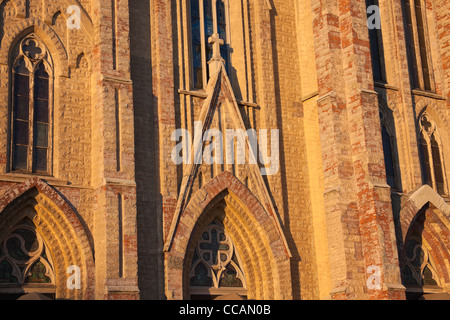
[10,34,53,175]
[189,221,247,300]
[190,0,230,90]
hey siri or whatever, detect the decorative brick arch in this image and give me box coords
[0,18,69,76]
[0,178,95,299]
[165,171,292,300]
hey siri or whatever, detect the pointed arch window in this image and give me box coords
[10,34,53,174]
[419,113,446,195]
[190,0,230,90]
[189,221,247,299]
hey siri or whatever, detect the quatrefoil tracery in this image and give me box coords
[420,113,437,136]
[13,34,52,74]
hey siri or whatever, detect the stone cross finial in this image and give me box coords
[208,33,224,59]
[208,33,225,75]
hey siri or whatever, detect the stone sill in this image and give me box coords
[0,173,70,187]
[374,81,399,91]
[0,173,137,190]
[412,89,446,101]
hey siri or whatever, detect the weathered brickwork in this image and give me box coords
[0,0,448,300]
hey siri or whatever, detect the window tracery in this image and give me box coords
[401,236,441,289]
[0,219,55,288]
[190,221,247,297]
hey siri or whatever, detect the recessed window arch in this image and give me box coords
[189,220,247,300]
[418,113,447,195]
[10,34,53,175]
[190,0,231,90]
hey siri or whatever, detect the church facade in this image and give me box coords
[0,0,449,300]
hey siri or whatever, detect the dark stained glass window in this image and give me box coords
[190,0,230,89]
[219,263,243,288]
[0,260,18,284]
[191,0,203,89]
[33,63,50,173]
[190,262,213,287]
[403,0,432,91]
[11,35,52,175]
[25,261,51,284]
[217,0,229,70]
[204,0,214,63]
[403,0,419,88]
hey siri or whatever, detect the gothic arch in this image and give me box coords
[398,185,450,294]
[165,171,292,300]
[0,178,95,299]
[0,18,69,76]
[399,185,450,243]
